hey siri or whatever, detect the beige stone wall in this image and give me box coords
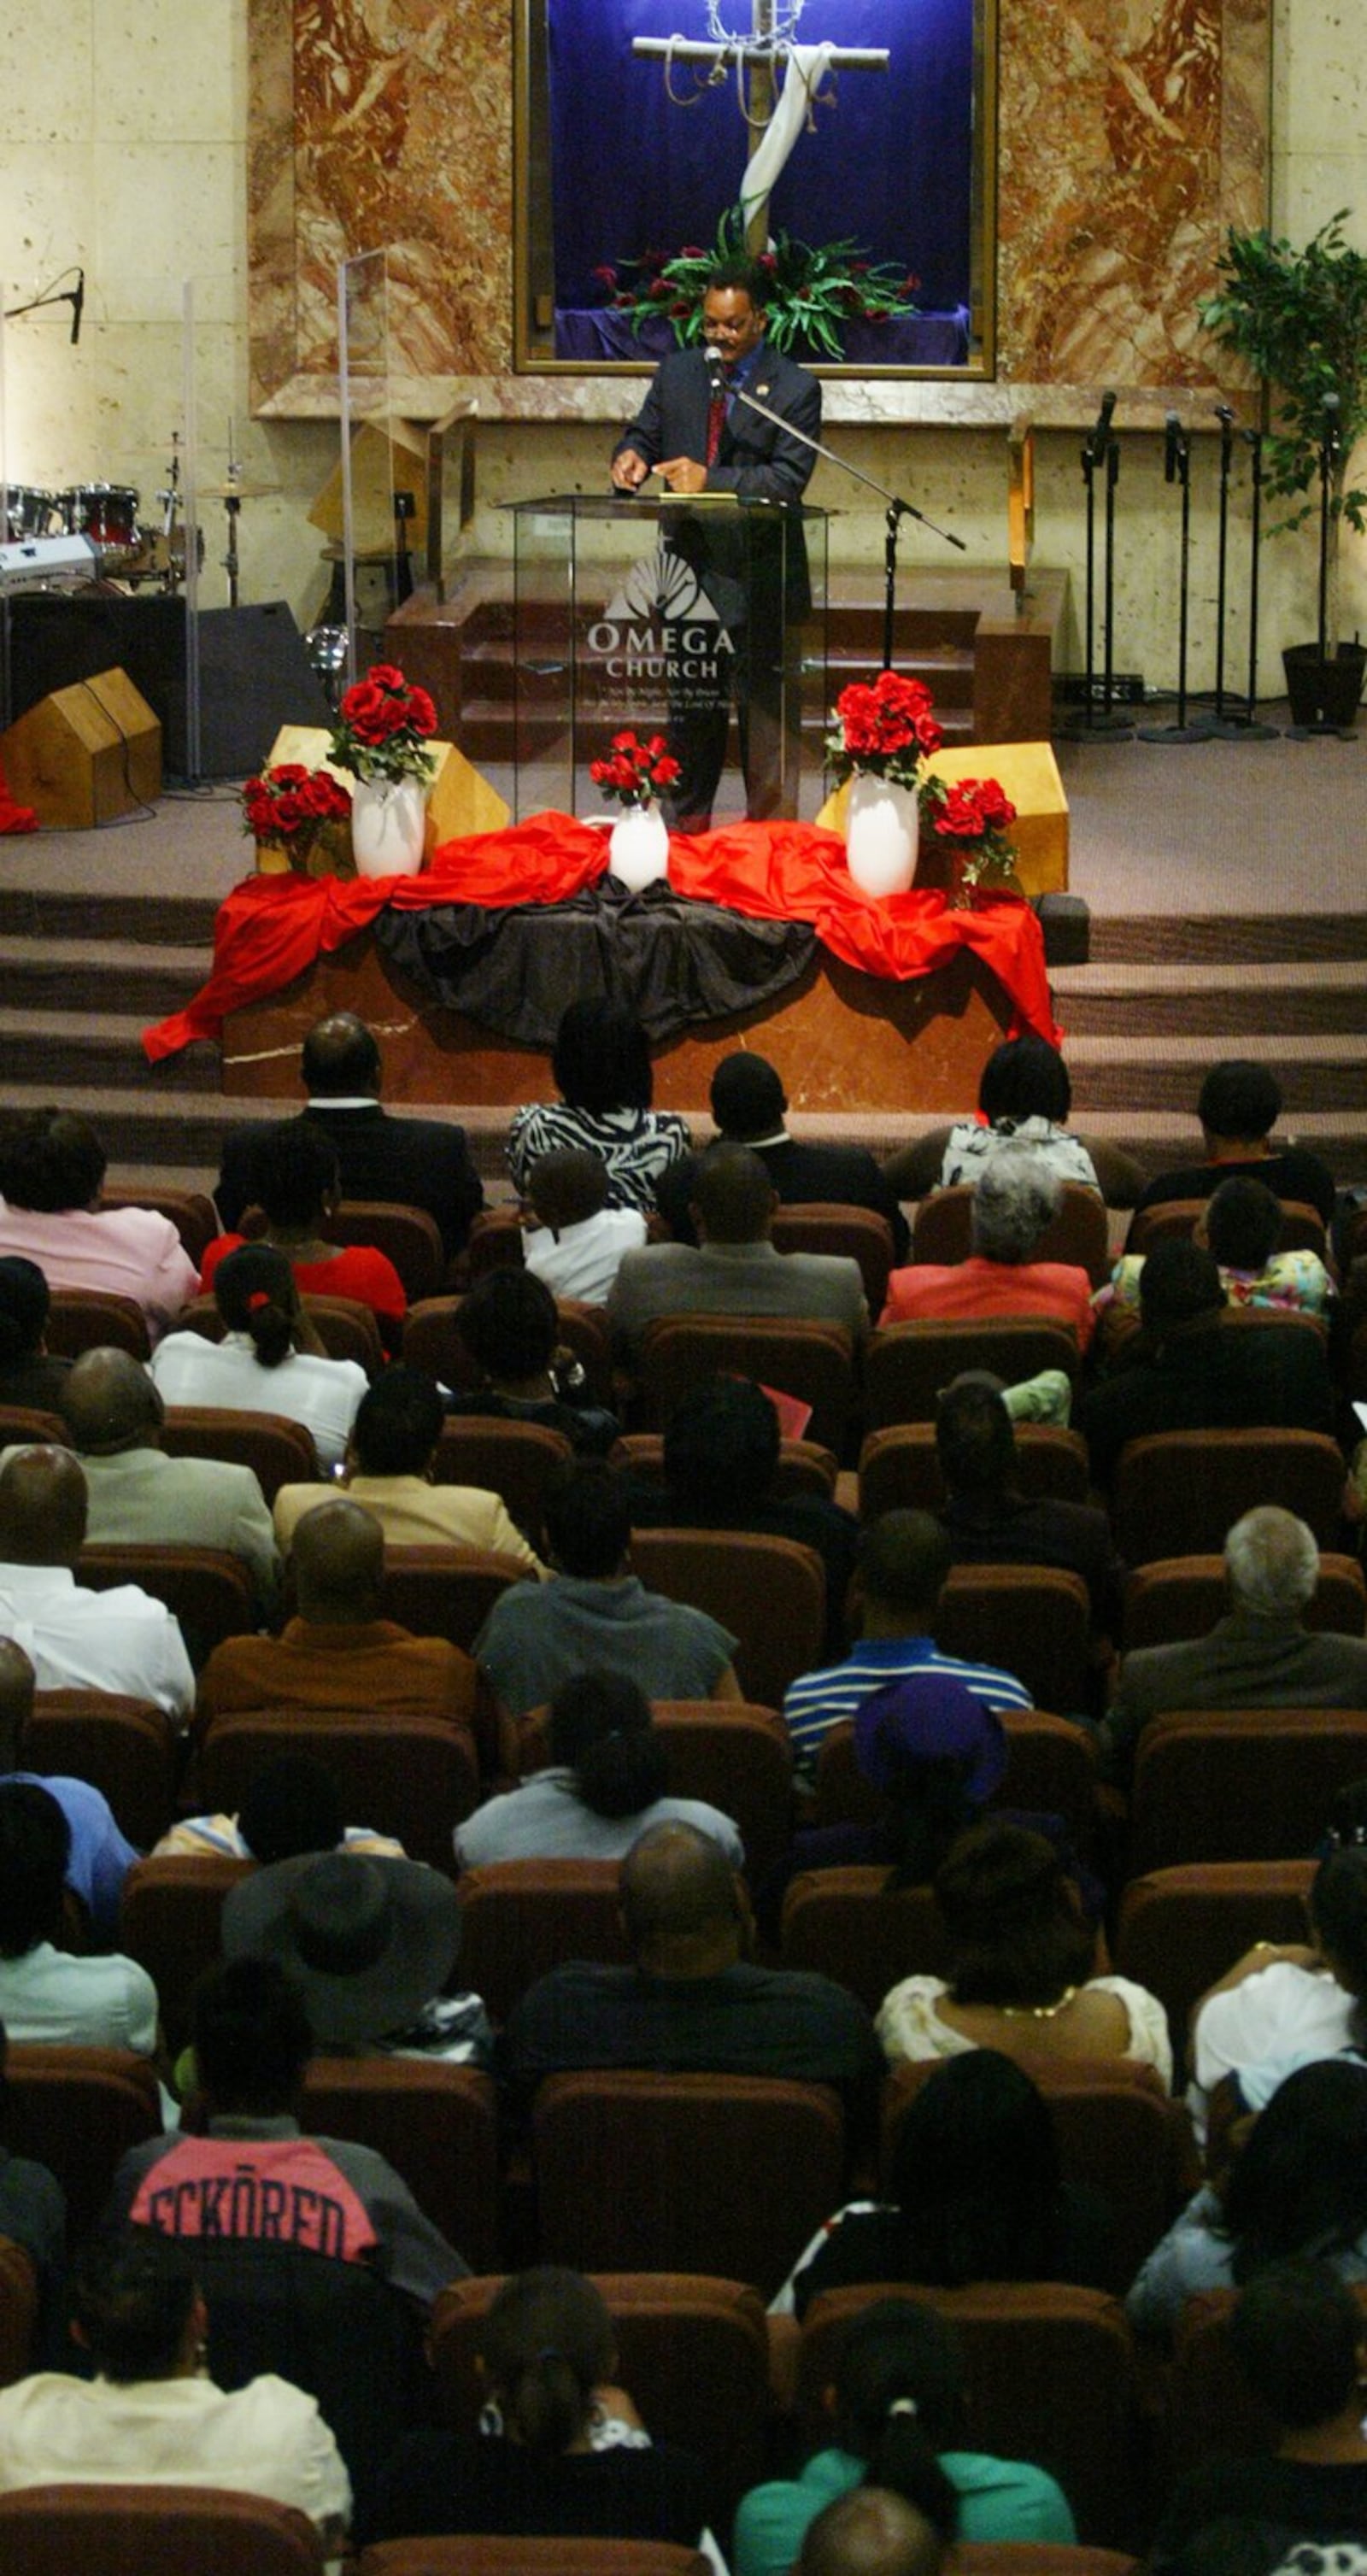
[1,0,1363,698]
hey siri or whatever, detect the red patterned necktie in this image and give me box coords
[706,383,727,466]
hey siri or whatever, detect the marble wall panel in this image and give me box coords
[249,0,1270,415]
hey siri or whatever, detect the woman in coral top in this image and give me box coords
[879,1152,1095,1352]
[200,1122,405,1355]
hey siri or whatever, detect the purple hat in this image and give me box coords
[854,1674,1009,1804]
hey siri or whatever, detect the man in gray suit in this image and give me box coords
[1099,1505,1367,1787]
[46,1347,279,1613]
[607,1142,868,1359]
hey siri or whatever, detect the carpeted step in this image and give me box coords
[1084,913,1367,965]
[0,939,213,1018]
[1052,959,1367,1037]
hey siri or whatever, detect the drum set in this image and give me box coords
[3,448,276,596]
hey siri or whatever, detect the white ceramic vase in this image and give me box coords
[845,772,920,900]
[608,801,671,894]
[350,776,429,877]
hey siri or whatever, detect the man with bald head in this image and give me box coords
[799,2490,947,2576]
[214,1011,484,1259]
[13,1347,279,1611]
[607,1141,869,1358]
[502,1818,880,2103]
[0,1446,195,1721]
[195,1497,477,1735]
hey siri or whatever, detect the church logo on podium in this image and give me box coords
[588,539,734,717]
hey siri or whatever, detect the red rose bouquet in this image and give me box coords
[824,669,944,793]
[922,772,1020,899]
[240,762,352,864]
[589,730,682,810]
[327,661,439,787]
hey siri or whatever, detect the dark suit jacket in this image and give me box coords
[613,343,821,625]
[214,1106,484,1259]
[1074,1315,1338,1488]
[654,1136,909,1261]
[1100,1611,1367,1785]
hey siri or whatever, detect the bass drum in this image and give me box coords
[62,482,141,566]
[4,486,62,541]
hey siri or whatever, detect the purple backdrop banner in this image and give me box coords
[546,0,975,319]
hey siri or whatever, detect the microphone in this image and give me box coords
[705,343,725,397]
[1165,411,1180,484]
[1088,390,1116,464]
[69,269,84,344]
[1323,389,1341,452]
[1214,402,1235,427]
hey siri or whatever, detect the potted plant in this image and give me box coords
[588,729,680,892]
[1199,210,1367,726]
[327,662,439,877]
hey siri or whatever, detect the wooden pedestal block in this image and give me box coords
[0,666,161,827]
[818,740,1068,898]
[253,728,508,873]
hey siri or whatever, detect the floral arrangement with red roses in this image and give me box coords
[923,772,1020,897]
[239,762,352,864]
[326,661,439,788]
[589,730,682,810]
[824,669,945,794]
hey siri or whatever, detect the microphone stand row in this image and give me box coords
[1059,395,1292,748]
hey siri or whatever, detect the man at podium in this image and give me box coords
[610,257,821,831]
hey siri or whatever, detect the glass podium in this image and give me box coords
[505,492,828,824]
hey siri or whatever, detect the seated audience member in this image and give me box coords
[877,1817,1171,2085]
[153,1748,402,1862]
[0,1107,197,1341]
[1150,2262,1367,2566]
[195,1496,477,1732]
[654,1049,910,1259]
[607,1141,870,1357]
[474,1459,740,1721]
[0,2018,67,2364]
[1107,1176,1334,1319]
[621,1374,860,1652]
[733,2293,1075,2576]
[214,1009,484,1262]
[783,1511,1032,1788]
[522,1149,648,1304]
[198,1122,406,1355]
[878,1153,1095,1348]
[1100,1507,1367,1789]
[502,1818,882,2102]
[0,1258,70,1413]
[1188,1847,1367,2131]
[0,1781,156,2053]
[1131,1059,1336,1230]
[108,1956,471,2295]
[46,1345,279,1613]
[364,2264,709,2549]
[775,2049,1114,2320]
[1074,1237,1336,1488]
[798,2489,949,2576]
[0,1446,194,1722]
[0,2229,351,2541]
[506,997,692,1211]
[934,1372,1121,1642]
[224,1849,488,2065]
[447,1267,621,1455]
[455,1669,743,1869]
[1127,2061,1367,2340]
[0,1639,137,1936]
[150,1241,368,1471]
[272,1363,545,1576]
[883,1032,1113,1205]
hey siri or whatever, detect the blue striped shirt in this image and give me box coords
[783,1637,1034,1781]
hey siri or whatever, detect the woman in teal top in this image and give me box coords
[734,2297,1075,2576]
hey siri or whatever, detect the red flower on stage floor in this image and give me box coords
[240,761,352,864]
[924,773,1020,901]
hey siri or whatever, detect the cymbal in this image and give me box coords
[199,477,280,501]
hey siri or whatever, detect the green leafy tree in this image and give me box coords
[1199,211,1367,653]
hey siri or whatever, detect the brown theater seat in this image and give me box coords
[0,2485,327,2575]
[197,1707,478,1872]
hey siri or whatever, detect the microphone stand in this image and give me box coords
[1139,413,1212,743]
[3,278,82,335]
[637,367,966,668]
[1208,416,1279,741]
[1059,397,1133,741]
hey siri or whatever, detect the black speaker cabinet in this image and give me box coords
[5,596,331,779]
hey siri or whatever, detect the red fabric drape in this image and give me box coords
[143,813,1060,1063]
[0,749,38,835]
